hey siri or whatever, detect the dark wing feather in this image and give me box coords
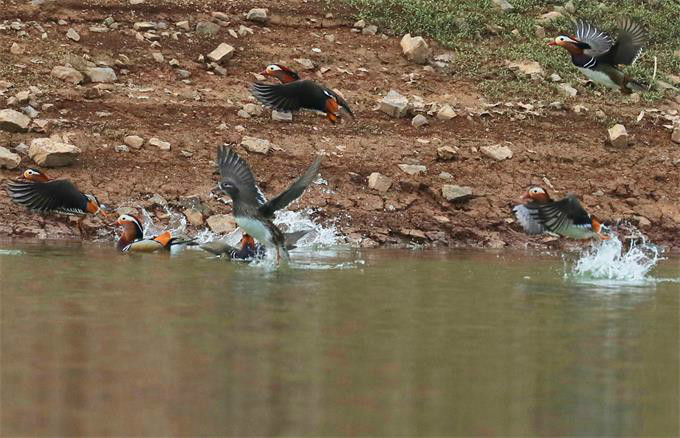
[600,18,646,65]
[250,83,305,112]
[7,180,87,213]
[575,20,614,58]
[535,196,591,234]
[323,87,354,117]
[217,145,267,206]
[259,155,322,218]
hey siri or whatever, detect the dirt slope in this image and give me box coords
[1,0,679,249]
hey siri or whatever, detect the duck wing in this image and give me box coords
[575,20,614,58]
[7,179,88,214]
[533,196,592,235]
[599,18,646,65]
[217,145,267,207]
[258,156,322,218]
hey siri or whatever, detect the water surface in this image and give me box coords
[1,242,678,436]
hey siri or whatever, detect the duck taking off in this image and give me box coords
[549,18,647,93]
[251,64,354,124]
[216,145,322,265]
[200,230,310,261]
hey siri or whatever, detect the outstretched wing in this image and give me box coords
[513,204,545,235]
[250,82,306,112]
[534,196,592,235]
[575,20,614,57]
[259,155,323,218]
[600,17,646,65]
[217,145,267,206]
[7,179,87,213]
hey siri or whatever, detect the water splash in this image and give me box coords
[568,231,662,281]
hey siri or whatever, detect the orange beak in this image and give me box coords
[260,69,271,76]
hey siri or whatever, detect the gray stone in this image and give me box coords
[206,214,236,234]
[238,25,254,36]
[178,69,191,79]
[272,110,293,122]
[379,89,409,118]
[243,103,262,116]
[557,82,577,97]
[506,60,544,79]
[175,20,190,31]
[28,138,81,167]
[538,11,562,24]
[439,171,453,181]
[481,144,513,161]
[362,25,378,35]
[353,19,366,29]
[398,164,426,175]
[672,124,680,144]
[437,145,458,160]
[294,58,315,70]
[66,28,80,41]
[183,208,204,226]
[51,66,84,84]
[149,193,168,207]
[196,21,220,35]
[0,146,21,169]
[246,8,268,23]
[492,0,514,12]
[400,33,429,64]
[442,185,473,202]
[437,104,457,120]
[85,67,117,83]
[237,109,251,119]
[124,135,144,149]
[608,124,629,148]
[10,42,24,55]
[412,114,428,127]
[368,172,392,192]
[114,144,130,153]
[152,52,164,63]
[241,136,271,154]
[207,43,234,63]
[148,137,171,151]
[0,109,31,132]
[549,73,562,82]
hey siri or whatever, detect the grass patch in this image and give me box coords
[332,0,680,101]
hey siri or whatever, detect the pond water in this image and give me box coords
[1,242,678,436]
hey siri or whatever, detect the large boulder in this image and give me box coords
[28,138,81,167]
[0,109,31,132]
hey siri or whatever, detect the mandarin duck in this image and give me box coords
[519,186,609,240]
[116,214,196,252]
[513,186,553,235]
[251,64,354,124]
[216,145,322,265]
[6,168,107,234]
[200,230,309,260]
[549,18,647,93]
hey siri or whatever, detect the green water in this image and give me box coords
[1,242,678,436]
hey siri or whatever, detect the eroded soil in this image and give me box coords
[1,0,679,249]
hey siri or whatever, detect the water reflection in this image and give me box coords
[1,244,678,436]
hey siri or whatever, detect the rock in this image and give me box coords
[0,109,31,132]
[362,25,378,35]
[237,110,251,119]
[608,124,630,148]
[379,89,409,118]
[152,52,164,63]
[557,83,577,97]
[238,25,254,36]
[206,214,236,234]
[10,42,24,55]
[672,124,680,144]
[437,104,457,120]
[15,91,29,104]
[442,185,473,202]
[398,164,426,175]
[400,34,430,64]
[133,22,155,31]
[168,59,180,68]
[439,171,453,181]
[114,144,129,153]
[177,69,191,79]
[175,20,190,31]
[412,114,428,127]
[241,136,271,154]
[538,11,562,24]
[480,144,513,161]
[246,8,268,23]
[0,146,21,169]
[148,193,168,207]
[272,110,293,122]
[535,25,546,38]
[368,172,392,192]
[354,19,366,29]
[492,0,514,12]
[22,106,39,118]
[51,66,84,84]
[148,138,171,151]
[129,0,145,4]
[85,67,117,83]
[506,60,544,79]
[28,138,81,167]
[183,208,204,226]
[124,135,144,149]
[196,21,220,35]
[294,58,315,70]
[207,43,234,63]
[66,28,80,41]
[437,145,458,161]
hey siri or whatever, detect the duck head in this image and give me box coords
[548,35,590,55]
[260,64,300,83]
[116,214,144,249]
[22,168,49,182]
[521,186,552,203]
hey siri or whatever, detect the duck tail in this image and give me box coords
[284,230,310,251]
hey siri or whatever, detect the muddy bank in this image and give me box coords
[1,0,679,250]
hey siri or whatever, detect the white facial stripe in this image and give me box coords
[267,64,281,71]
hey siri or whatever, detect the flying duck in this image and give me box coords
[549,18,646,93]
[200,230,309,260]
[251,64,354,123]
[217,145,322,264]
[6,168,107,234]
[519,187,609,240]
[116,214,195,252]
[513,186,553,235]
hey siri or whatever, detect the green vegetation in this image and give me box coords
[333,0,680,101]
